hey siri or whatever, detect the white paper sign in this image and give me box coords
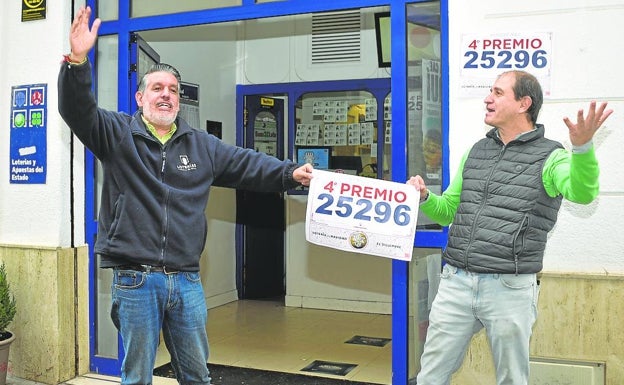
[305,170,418,261]
[459,32,553,98]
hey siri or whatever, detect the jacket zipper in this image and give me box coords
[512,214,529,275]
[160,150,168,265]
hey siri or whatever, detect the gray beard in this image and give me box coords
[142,106,177,127]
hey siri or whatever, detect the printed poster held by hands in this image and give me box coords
[305,169,418,261]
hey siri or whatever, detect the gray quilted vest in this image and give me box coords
[444,124,563,274]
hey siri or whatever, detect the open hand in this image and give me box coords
[69,6,101,62]
[563,101,613,146]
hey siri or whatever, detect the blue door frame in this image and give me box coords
[84,0,449,382]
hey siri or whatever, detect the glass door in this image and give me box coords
[89,34,122,374]
[88,31,162,375]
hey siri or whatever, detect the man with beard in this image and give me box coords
[58,6,313,385]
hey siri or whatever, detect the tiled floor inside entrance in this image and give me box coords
[9,299,392,385]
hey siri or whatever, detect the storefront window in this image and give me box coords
[131,0,241,18]
[95,34,119,359]
[406,2,441,230]
[97,2,118,21]
[88,1,446,380]
[406,2,442,382]
[295,90,379,179]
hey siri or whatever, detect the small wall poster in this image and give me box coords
[10,83,47,184]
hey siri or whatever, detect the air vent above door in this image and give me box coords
[311,10,362,64]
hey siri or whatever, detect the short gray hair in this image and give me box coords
[137,63,181,92]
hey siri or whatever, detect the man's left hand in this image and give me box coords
[564,101,613,146]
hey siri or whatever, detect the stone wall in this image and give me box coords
[0,245,89,384]
[451,272,624,385]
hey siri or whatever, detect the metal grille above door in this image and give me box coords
[311,10,362,64]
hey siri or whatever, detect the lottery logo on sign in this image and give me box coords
[31,90,43,105]
[305,170,418,261]
[350,232,368,249]
[13,89,27,108]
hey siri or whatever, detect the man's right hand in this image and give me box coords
[69,6,101,63]
[407,175,429,202]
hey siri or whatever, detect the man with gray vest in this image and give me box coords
[407,70,613,385]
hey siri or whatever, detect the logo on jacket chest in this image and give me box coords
[177,155,197,171]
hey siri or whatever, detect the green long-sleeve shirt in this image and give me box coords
[420,145,600,227]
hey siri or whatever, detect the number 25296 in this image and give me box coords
[463,49,547,69]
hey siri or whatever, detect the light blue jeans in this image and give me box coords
[111,268,211,385]
[416,264,539,385]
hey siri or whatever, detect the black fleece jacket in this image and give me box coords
[58,60,299,271]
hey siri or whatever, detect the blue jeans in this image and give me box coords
[111,268,211,385]
[416,264,539,385]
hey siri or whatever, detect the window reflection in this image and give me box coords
[406,2,442,231]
